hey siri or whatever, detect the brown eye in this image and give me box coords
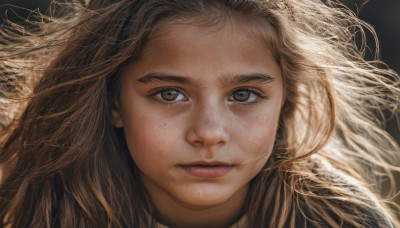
[228,88,260,104]
[154,88,187,103]
[161,89,180,101]
[232,90,251,102]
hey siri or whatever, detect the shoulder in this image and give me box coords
[295,200,394,228]
[293,157,395,228]
[297,197,395,227]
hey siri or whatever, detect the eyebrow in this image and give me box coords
[223,73,274,86]
[136,72,275,86]
[137,72,195,84]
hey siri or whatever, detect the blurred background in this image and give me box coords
[0,0,399,207]
[344,0,400,145]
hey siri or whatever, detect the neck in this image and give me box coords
[147,184,248,228]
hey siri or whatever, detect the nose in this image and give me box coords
[185,103,229,148]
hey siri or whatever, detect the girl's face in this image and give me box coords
[113,20,283,211]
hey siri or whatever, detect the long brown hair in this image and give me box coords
[1,0,399,227]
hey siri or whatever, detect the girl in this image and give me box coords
[1,0,399,227]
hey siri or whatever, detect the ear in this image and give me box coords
[111,102,124,128]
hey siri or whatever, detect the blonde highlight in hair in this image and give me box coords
[1,0,399,227]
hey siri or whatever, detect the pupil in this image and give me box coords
[233,90,250,102]
[234,90,250,102]
[161,90,178,101]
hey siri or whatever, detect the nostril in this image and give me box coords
[193,140,204,147]
[185,107,229,147]
[186,127,229,147]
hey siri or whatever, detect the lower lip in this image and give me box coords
[180,165,233,178]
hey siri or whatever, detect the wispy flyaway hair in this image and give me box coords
[0,0,399,227]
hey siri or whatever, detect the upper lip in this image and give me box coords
[180,161,233,166]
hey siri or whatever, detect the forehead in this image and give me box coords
[136,15,279,63]
[123,16,282,85]
[146,13,278,54]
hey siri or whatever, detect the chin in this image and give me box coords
[177,197,230,210]
[173,185,240,209]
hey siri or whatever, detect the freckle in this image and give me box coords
[163,123,167,127]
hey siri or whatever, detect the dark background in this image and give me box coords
[344,0,400,145]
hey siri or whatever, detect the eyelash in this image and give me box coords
[228,88,267,105]
[149,87,267,105]
[150,87,188,105]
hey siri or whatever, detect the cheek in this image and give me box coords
[245,127,277,162]
[122,113,176,168]
[235,108,281,161]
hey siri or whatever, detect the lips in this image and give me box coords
[179,161,234,178]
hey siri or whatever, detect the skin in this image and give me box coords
[113,19,284,227]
